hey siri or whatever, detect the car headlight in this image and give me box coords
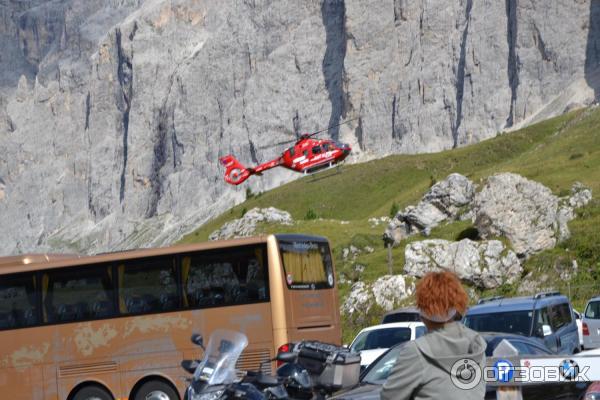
[585,393,600,400]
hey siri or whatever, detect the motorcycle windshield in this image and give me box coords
[193,329,249,385]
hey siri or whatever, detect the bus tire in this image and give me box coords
[73,385,113,400]
[134,380,179,400]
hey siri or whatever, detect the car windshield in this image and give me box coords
[361,346,403,384]
[464,311,532,336]
[351,327,412,352]
[382,312,421,323]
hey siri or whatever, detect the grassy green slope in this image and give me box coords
[180,107,600,342]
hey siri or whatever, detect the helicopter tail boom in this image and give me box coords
[220,155,252,185]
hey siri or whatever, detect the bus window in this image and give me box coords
[182,245,268,308]
[0,272,37,329]
[119,257,178,314]
[43,265,114,323]
[279,240,334,290]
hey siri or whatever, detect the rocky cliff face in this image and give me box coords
[1,0,600,255]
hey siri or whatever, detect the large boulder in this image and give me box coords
[473,173,562,257]
[422,173,477,216]
[340,275,415,321]
[209,207,292,240]
[340,281,372,318]
[372,275,416,312]
[384,173,475,245]
[404,239,522,289]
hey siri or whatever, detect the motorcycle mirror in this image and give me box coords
[191,333,205,349]
[181,359,198,374]
[275,352,296,363]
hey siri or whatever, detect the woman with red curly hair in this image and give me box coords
[381,271,486,400]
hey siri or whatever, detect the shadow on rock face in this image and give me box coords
[585,0,600,101]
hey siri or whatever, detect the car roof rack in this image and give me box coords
[477,296,504,305]
[533,291,561,299]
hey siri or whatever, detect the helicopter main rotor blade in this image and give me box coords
[306,117,360,138]
[258,138,297,150]
[257,117,361,150]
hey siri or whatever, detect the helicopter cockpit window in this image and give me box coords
[322,143,330,151]
[312,146,321,154]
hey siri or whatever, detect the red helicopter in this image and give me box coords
[220,120,355,185]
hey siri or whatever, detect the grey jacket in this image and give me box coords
[381,322,486,400]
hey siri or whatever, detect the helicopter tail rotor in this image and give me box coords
[220,155,252,185]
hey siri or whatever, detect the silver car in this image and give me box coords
[583,296,600,349]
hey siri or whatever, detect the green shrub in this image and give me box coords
[305,208,318,220]
[456,226,480,241]
[429,174,437,187]
[569,153,584,160]
[389,202,400,218]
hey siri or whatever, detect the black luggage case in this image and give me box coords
[296,341,361,390]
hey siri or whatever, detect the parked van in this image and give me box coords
[582,296,600,349]
[464,292,579,354]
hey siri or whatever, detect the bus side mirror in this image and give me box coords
[191,333,205,349]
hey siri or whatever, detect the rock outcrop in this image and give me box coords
[371,275,415,312]
[404,239,522,289]
[567,182,593,209]
[209,207,292,241]
[384,173,475,244]
[473,174,592,258]
[1,0,600,255]
[341,275,414,321]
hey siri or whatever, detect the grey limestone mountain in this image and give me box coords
[2,0,600,255]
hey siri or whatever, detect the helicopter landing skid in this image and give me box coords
[303,161,338,175]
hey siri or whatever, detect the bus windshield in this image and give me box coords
[279,239,334,290]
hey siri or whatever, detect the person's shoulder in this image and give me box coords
[396,338,422,360]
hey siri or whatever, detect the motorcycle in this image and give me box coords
[182,329,288,400]
[181,330,360,400]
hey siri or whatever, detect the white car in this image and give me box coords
[349,322,427,369]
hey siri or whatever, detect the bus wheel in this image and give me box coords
[73,385,113,400]
[134,381,179,400]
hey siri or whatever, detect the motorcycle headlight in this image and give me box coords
[188,387,225,400]
[586,393,600,400]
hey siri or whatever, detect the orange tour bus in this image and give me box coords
[0,234,340,400]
